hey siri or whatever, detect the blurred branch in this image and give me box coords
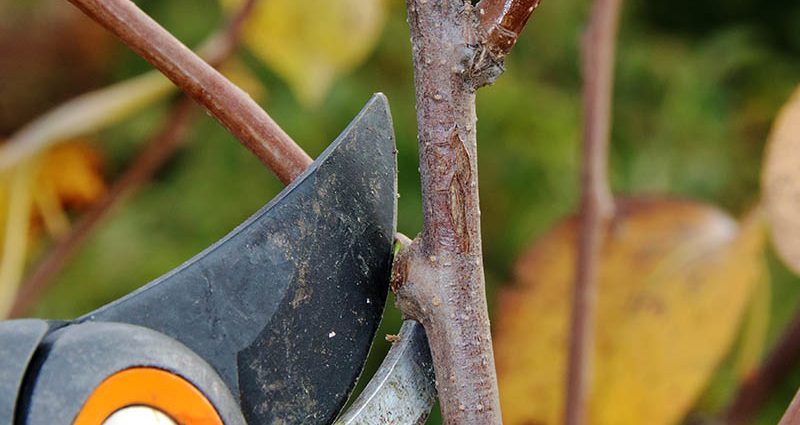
[9,98,194,318]
[0,0,259,175]
[67,0,312,185]
[779,388,800,425]
[564,0,622,423]
[726,307,800,425]
[475,0,542,58]
[9,0,260,317]
[201,0,258,67]
[0,72,174,173]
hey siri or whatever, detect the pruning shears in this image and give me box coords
[0,95,435,425]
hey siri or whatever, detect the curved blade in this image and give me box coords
[81,94,397,424]
[335,321,436,425]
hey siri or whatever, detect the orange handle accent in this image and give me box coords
[73,367,224,425]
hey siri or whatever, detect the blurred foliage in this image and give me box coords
[1,0,800,423]
[0,140,105,316]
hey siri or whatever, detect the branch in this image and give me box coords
[563,0,622,424]
[391,0,539,423]
[780,389,800,425]
[476,0,542,58]
[67,0,312,185]
[9,0,260,317]
[725,307,800,425]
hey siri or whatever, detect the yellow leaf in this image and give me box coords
[221,0,387,107]
[35,140,106,210]
[734,255,770,381]
[495,198,767,425]
[762,83,800,274]
[0,140,105,316]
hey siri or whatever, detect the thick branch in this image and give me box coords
[393,0,538,423]
[67,0,312,185]
[563,0,622,424]
[397,0,498,422]
[476,0,542,58]
[726,307,800,425]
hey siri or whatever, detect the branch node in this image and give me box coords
[465,42,506,89]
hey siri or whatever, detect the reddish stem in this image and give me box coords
[475,0,542,57]
[67,0,312,185]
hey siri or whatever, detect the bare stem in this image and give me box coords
[67,0,312,185]
[563,0,622,424]
[726,307,800,425]
[10,0,259,317]
[391,0,538,423]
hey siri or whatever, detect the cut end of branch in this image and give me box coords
[475,0,542,60]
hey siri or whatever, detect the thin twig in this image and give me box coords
[67,0,312,185]
[563,0,622,424]
[726,307,800,425]
[475,0,543,58]
[9,0,260,317]
[779,388,800,425]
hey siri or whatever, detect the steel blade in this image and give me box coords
[80,94,397,424]
[335,320,436,425]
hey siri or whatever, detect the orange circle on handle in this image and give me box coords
[73,367,224,425]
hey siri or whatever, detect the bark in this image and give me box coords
[393,0,540,423]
